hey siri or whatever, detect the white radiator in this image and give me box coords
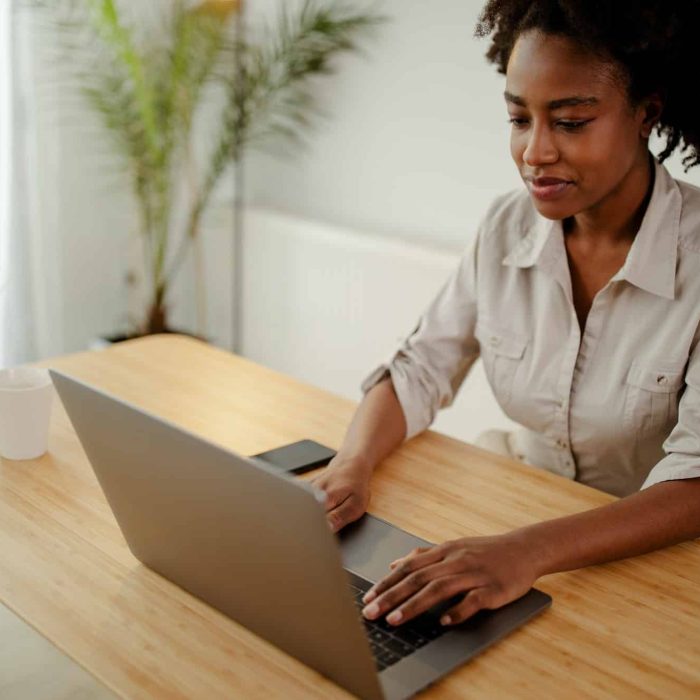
[240,207,515,445]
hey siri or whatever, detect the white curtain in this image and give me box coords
[0,0,14,367]
[0,2,64,367]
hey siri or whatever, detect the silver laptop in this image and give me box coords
[50,370,551,700]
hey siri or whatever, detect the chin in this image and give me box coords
[528,195,577,221]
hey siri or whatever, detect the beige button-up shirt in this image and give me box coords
[362,158,700,497]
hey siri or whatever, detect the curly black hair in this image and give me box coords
[475,1,700,170]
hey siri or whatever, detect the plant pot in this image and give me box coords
[88,329,209,351]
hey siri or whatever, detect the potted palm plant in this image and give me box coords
[34,0,383,341]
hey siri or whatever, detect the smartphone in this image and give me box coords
[250,439,337,475]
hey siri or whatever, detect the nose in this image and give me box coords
[522,124,558,167]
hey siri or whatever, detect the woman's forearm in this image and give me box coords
[520,477,700,577]
[313,376,407,532]
[334,376,407,475]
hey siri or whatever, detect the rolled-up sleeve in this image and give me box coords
[360,234,481,442]
[641,339,700,489]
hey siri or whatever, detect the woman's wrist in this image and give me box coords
[506,524,558,580]
[510,511,602,578]
[328,452,375,477]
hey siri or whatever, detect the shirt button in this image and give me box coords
[489,336,501,347]
[656,375,667,385]
[556,439,568,449]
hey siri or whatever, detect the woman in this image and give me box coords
[313,1,700,628]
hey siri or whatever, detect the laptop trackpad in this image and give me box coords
[338,514,433,583]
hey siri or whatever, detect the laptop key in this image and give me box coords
[383,637,413,656]
[412,619,444,639]
[373,617,394,632]
[378,650,401,667]
[369,641,384,656]
[369,628,390,644]
[391,626,429,647]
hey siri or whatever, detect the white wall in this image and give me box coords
[245,0,700,248]
[244,0,520,249]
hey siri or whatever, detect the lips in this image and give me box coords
[527,176,574,201]
[533,177,569,186]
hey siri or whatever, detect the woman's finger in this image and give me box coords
[363,561,455,618]
[365,572,477,626]
[388,546,431,570]
[326,493,362,533]
[439,587,492,625]
[363,545,445,603]
[314,483,350,512]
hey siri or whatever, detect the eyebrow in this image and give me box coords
[504,91,599,109]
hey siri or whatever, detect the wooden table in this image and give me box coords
[1,334,699,698]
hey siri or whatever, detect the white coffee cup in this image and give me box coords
[0,367,53,460]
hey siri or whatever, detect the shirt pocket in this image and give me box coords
[475,320,528,408]
[624,361,684,438]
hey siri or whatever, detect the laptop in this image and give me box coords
[50,370,551,700]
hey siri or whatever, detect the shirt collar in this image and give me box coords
[502,215,559,269]
[612,158,681,300]
[502,157,681,300]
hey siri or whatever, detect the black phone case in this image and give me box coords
[251,439,337,474]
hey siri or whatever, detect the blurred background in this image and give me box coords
[2,0,699,444]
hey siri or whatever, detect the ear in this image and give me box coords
[639,93,664,138]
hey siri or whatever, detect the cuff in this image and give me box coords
[360,357,429,442]
[640,456,700,490]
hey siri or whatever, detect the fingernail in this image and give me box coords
[362,602,379,619]
[440,615,451,625]
[362,590,376,604]
[386,610,403,625]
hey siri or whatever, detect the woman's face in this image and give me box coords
[505,30,651,221]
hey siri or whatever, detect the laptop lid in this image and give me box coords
[50,370,385,700]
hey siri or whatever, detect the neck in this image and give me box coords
[565,151,654,243]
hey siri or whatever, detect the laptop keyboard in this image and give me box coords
[349,575,447,671]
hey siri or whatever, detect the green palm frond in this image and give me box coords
[241,1,384,152]
[30,0,385,334]
[86,0,161,160]
[189,1,385,247]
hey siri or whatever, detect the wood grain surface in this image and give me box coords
[1,334,698,699]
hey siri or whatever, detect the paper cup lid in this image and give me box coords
[0,367,52,391]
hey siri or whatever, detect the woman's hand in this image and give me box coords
[361,531,542,626]
[310,456,372,533]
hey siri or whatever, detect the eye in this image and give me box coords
[508,117,529,129]
[557,119,593,131]
[508,117,594,132]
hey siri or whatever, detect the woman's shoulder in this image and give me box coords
[674,176,700,210]
[673,176,700,253]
